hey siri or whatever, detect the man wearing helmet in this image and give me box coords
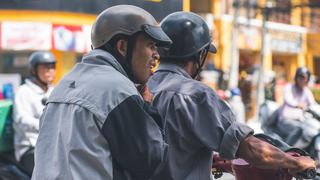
[147,12,315,180]
[277,67,318,142]
[14,51,56,175]
[32,5,171,180]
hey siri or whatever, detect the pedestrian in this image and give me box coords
[32,5,171,180]
[229,88,246,123]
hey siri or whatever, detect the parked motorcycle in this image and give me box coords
[259,100,320,166]
[212,134,318,180]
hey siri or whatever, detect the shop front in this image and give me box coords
[0,10,95,85]
[237,23,261,120]
[218,16,308,119]
[0,1,184,97]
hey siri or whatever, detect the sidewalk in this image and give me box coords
[217,173,235,180]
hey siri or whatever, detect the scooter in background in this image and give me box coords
[259,101,320,167]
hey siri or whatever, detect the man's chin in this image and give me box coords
[133,79,147,85]
[46,81,54,85]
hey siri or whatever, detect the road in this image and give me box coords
[214,173,235,180]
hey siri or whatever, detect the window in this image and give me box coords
[269,0,291,24]
[0,52,32,82]
[310,9,320,32]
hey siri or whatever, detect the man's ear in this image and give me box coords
[116,39,127,57]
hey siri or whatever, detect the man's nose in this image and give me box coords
[152,51,160,61]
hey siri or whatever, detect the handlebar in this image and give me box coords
[305,106,320,120]
[296,168,317,179]
[286,149,318,179]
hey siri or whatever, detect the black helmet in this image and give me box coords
[29,51,56,75]
[91,5,172,49]
[295,67,311,82]
[159,11,216,59]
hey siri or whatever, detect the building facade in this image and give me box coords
[0,0,183,84]
[184,0,320,119]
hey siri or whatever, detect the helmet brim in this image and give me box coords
[208,43,217,54]
[142,25,172,47]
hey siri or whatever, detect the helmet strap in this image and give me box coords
[103,34,138,82]
[30,75,50,92]
[124,34,136,82]
[191,46,209,79]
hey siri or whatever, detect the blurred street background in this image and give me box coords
[0,0,319,124]
[0,0,320,178]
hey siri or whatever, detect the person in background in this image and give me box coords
[277,67,318,143]
[229,88,246,123]
[147,12,316,180]
[13,51,56,175]
[32,5,171,180]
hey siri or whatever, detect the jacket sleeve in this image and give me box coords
[172,92,253,160]
[101,95,168,180]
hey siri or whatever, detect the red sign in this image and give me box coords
[52,24,91,52]
[0,22,91,52]
[1,21,52,50]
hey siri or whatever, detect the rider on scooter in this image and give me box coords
[277,67,319,144]
[13,51,56,176]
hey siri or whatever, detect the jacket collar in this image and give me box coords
[155,63,192,79]
[82,49,128,78]
[25,79,48,94]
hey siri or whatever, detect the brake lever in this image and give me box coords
[295,168,317,179]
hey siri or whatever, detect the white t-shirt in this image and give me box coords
[279,84,317,121]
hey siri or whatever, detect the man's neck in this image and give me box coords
[294,83,304,93]
[31,78,49,92]
[183,61,196,78]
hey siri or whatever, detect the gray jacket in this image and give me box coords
[147,63,253,180]
[32,49,167,180]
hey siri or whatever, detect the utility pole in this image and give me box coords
[228,0,273,122]
[255,1,272,122]
[228,0,240,89]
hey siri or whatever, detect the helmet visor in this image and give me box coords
[142,24,172,47]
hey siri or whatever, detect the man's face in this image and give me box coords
[131,34,159,84]
[296,75,308,88]
[37,63,56,84]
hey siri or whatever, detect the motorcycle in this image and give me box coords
[259,100,320,166]
[0,151,30,180]
[0,99,30,180]
[212,134,318,180]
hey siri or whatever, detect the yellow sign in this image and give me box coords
[145,0,162,2]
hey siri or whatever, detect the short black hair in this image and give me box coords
[160,55,198,68]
